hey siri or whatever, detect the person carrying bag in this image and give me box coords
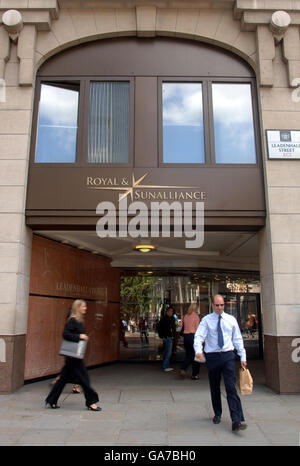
[45,299,101,411]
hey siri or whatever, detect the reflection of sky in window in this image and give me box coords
[212,83,256,164]
[163,83,205,163]
[35,84,79,163]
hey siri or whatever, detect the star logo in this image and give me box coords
[119,172,149,201]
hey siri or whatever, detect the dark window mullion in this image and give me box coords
[250,80,261,167]
[75,79,87,165]
[202,80,215,165]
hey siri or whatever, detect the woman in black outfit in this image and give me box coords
[45,299,101,411]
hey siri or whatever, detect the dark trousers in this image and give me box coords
[205,351,244,423]
[46,357,99,407]
[181,333,200,376]
[140,331,148,344]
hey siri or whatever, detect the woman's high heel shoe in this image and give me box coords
[87,404,101,411]
[45,401,60,409]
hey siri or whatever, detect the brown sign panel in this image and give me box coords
[29,235,121,301]
[26,167,265,227]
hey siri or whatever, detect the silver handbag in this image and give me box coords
[59,339,87,359]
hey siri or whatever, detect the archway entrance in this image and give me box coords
[24,234,262,383]
[24,36,265,384]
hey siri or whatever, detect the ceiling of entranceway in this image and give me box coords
[34,230,259,272]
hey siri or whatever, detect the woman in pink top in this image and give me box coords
[179,303,201,379]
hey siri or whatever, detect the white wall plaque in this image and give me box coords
[266,130,300,160]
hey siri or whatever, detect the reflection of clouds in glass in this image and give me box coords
[212,84,253,125]
[39,84,79,127]
[163,83,203,126]
[36,127,77,163]
[162,83,205,163]
[36,84,79,163]
[212,83,256,163]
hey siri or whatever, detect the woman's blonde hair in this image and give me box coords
[187,303,198,314]
[69,299,86,322]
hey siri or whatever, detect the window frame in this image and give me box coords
[158,76,261,168]
[209,78,260,166]
[82,77,134,167]
[30,77,84,167]
[30,76,134,168]
[158,77,209,167]
[31,75,261,169]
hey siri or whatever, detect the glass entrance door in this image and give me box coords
[119,275,263,362]
[223,293,263,359]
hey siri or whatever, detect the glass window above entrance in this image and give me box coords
[212,83,256,164]
[32,39,261,168]
[160,80,258,166]
[162,82,205,164]
[88,81,130,163]
[35,83,79,163]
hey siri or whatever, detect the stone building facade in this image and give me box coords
[0,0,300,393]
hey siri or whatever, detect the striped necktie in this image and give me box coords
[217,315,224,349]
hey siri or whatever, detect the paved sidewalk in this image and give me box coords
[0,360,299,446]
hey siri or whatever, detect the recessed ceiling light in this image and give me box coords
[134,244,156,253]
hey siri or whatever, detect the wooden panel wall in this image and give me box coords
[24,235,121,380]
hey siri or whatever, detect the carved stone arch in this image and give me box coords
[34,6,257,79]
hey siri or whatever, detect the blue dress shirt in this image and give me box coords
[194,311,246,362]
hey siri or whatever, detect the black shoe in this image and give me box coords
[213,415,221,424]
[45,402,60,409]
[232,421,247,432]
[87,405,102,411]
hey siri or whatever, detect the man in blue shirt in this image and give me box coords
[194,294,247,432]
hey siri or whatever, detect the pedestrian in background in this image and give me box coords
[179,303,201,380]
[120,317,129,348]
[139,316,149,345]
[158,307,175,372]
[45,299,101,411]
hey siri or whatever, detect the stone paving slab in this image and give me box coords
[0,361,299,447]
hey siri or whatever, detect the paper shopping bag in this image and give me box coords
[239,367,253,395]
